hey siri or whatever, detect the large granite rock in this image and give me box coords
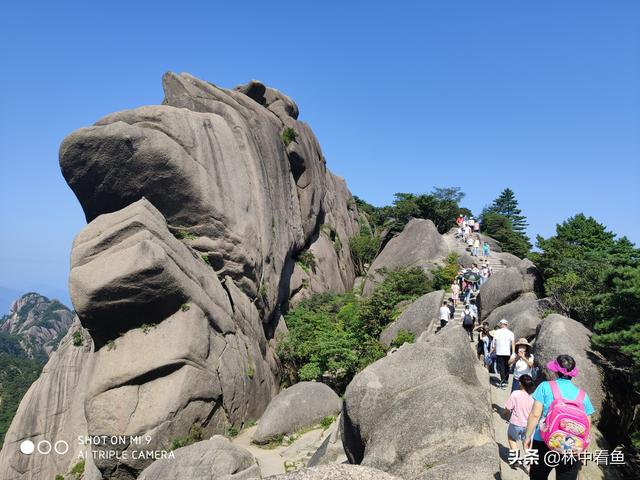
[341,326,499,479]
[137,436,261,480]
[0,319,96,480]
[60,72,359,326]
[252,382,341,444]
[379,290,444,347]
[269,464,400,479]
[477,258,541,319]
[363,219,448,295]
[307,416,347,467]
[2,73,361,480]
[485,296,552,340]
[533,314,605,422]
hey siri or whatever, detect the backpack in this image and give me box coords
[462,313,473,327]
[539,381,591,454]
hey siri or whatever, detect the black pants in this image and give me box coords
[529,440,580,479]
[496,355,511,384]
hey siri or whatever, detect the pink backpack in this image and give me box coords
[539,381,590,453]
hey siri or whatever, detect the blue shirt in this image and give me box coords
[531,378,596,441]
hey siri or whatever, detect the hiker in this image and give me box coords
[447,298,455,321]
[461,305,474,341]
[456,214,464,228]
[483,241,490,257]
[472,236,481,257]
[503,374,535,468]
[439,301,450,329]
[475,322,491,361]
[473,219,481,233]
[524,355,596,480]
[463,283,472,304]
[509,338,534,392]
[469,299,478,324]
[450,281,460,306]
[491,319,515,389]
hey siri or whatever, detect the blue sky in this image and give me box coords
[1,1,639,309]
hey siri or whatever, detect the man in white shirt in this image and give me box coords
[439,301,450,329]
[491,319,515,389]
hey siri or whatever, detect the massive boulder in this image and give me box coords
[307,416,347,467]
[341,326,499,479]
[533,314,605,421]
[477,258,542,319]
[252,382,342,444]
[485,296,552,340]
[60,72,359,326]
[362,219,448,295]
[137,436,261,480]
[0,319,96,480]
[379,290,444,347]
[1,73,360,480]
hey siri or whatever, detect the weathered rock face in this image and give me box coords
[379,290,444,347]
[137,436,261,480]
[307,416,347,467]
[533,314,605,422]
[252,382,341,444]
[362,219,448,295]
[1,73,360,480]
[341,326,498,479]
[60,72,359,325]
[485,296,552,341]
[0,293,73,357]
[477,258,542,319]
[269,464,401,480]
[0,319,95,480]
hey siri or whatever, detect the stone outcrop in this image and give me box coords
[252,382,341,444]
[477,258,542,319]
[485,295,552,340]
[0,293,73,357]
[0,319,95,480]
[307,417,347,467]
[533,314,605,421]
[379,290,444,347]
[137,436,261,480]
[341,326,498,479]
[362,219,448,295]
[0,72,360,480]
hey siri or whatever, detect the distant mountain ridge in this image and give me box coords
[0,292,74,359]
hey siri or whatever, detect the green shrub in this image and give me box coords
[55,476,64,480]
[106,340,116,351]
[201,254,211,265]
[141,323,157,334]
[432,253,459,290]
[320,415,335,429]
[227,426,238,437]
[298,362,322,381]
[282,127,298,146]
[72,330,83,347]
[349,235,382,275]
[175,230,197,240]
[390,329,416,348]
[70,459,85,475]
[181,303,191,312]
[170,424,204,451]
[296,250,316,273]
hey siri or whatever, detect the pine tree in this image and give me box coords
[485,188,528,234]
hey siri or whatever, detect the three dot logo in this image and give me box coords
[19,439,69,455]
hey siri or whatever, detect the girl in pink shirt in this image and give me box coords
[503,374,535,458]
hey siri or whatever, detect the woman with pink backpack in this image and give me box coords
[524,355,595,480]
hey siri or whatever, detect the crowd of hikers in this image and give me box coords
[443,214,598,480]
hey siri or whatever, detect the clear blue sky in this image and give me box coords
[1,1,639,308]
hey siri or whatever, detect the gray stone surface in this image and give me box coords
[307,417,347,467]
[363,219,448,295]
[485,296,552,340]
[0,318,96,480]
[379,290,444,347]
[477,259,541,319]
[137,436,261,480]
[253,382,342,444]
[341,326,498,479]
[533,314,605,422]
[268,464,400,480]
